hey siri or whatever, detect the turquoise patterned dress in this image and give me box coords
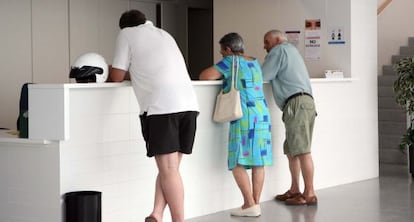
[214,56,273,170]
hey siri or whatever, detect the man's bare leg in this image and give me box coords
[154,152,184,222]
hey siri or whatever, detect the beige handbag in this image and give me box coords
[213,56,243,123]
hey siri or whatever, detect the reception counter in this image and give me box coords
[0,79,378,222]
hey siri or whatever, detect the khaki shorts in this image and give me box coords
[282,95,316,156]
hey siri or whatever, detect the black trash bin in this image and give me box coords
[64,191,102,222]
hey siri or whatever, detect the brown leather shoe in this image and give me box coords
[274,190,302,201]
[285,195,318,206]
[145,216,158,222]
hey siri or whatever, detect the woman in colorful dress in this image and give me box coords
[199,32,273,217]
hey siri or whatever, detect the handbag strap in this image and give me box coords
[231,56,239,90]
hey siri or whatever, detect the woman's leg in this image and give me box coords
[232,165,256,208]
[252,166,265,204]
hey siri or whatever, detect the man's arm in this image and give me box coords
[261,53,278,81]
[109,67,129,82]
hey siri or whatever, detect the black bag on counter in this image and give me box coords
[16,83,31,138]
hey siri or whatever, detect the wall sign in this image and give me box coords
[328,26,346,45]
[305,19,321,61]
[286,30,301,48]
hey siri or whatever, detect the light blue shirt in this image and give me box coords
[262,42,313,110]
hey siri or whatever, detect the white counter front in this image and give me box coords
[0,79,378,222]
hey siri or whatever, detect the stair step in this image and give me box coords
[378,86,394,97]
[378,97,402,109]
[379,149,408,164]
[391,55,412,64]
[378,36,414,165]
[378,121,407,135]
[379,134,404,150]
[400,46,414,56]
[378,75,397,87]
[378,109,406,121]
[409,37,414,46]
[382,65,396,76]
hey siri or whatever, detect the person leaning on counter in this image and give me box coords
[261,29,318,206]
[109,9,199,222]
[199,32,273,217]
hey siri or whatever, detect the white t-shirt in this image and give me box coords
[112,21,199,115]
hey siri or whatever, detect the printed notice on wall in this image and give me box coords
[286,31,300,48]
[304,19,321,61]
[328,26,345,45]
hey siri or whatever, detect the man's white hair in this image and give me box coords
[268,30,288,42]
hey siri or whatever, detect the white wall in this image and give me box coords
[213,0,351,78]
[0,0,66,130]
[0,140,61,222]
[2,77,377,222]
[0,1,379,221]
[0,0,208,130]
[214,0,379,193]
[350,0,379,176]
[0,0,397,129]
[377,0,414,75]
[0,0,72,129]
[69,0,128,65]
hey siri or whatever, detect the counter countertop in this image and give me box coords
[193,78,356,85]
[28,78,356,89]
[0,130,52,144]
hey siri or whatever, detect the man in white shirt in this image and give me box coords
[110,9,199,222]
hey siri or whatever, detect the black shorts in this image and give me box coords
[139,111,199,157]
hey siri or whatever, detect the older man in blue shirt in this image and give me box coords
[262,29,318,205]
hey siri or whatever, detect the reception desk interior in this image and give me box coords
[0,79,378,222]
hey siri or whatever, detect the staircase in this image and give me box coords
[377,38,414,165]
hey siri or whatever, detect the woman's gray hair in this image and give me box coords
[267,30,288,42]
[219,32,245,53]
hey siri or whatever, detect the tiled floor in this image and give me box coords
[186,164,413,222]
